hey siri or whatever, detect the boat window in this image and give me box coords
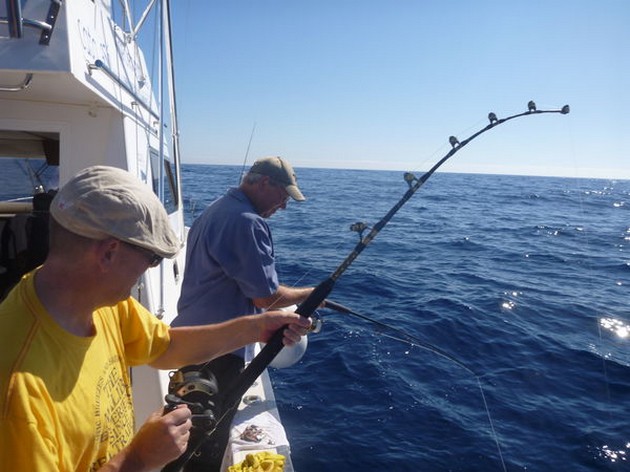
[150,148,178,214]
[0,130,60,202]
[0,158,59,201]
[0,130,59,201]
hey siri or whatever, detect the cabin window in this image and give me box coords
[150,148,178,214]
[0,131,60,200]
[0,157,59,201]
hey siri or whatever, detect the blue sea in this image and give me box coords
[182,164,629,472]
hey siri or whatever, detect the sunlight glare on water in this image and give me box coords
[598,443,629,464]
[600,317,630,339]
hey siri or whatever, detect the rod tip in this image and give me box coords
[561,105,570,114]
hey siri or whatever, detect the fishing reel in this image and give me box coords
[164,366,220,431]
[309,310,323,334]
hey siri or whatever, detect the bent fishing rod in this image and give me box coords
[162,100,569,471]
[223,100,570,399]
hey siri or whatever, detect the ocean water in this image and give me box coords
[184,165,630,472]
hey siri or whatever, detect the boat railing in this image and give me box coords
[0,0,62,45]
[0,73,33,93]
[88,60,160,123]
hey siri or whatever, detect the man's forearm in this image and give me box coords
[150,310,308,370]
[150,317,257,369]
[253,285,313,309]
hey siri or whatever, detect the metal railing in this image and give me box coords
[88,59,160,123]
[0,73,33,92]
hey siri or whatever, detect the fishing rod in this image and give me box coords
[162,100,569,471]
[222,100,570,401]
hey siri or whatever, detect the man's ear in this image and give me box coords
[260,175,272,187]
[95,238,121,271]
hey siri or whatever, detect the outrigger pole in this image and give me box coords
[163,101,569,471]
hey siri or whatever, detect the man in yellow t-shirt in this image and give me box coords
[0,166,310,472]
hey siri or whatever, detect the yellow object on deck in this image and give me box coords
[228,451,286,472]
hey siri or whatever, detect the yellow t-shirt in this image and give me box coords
[0,271,171,471]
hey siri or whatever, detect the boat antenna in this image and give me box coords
[238,122,257,185]
[161,101,570,472]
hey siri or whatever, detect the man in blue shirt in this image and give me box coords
[172,156,314,471]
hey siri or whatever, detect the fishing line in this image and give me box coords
[323,299,507,471]
[237,122,257,185]
[547,113,620,424]
[574,177,618,421]
[323,299,473,374]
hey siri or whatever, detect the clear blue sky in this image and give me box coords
[171,1,629,179]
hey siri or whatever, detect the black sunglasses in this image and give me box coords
[124,242,163,268]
